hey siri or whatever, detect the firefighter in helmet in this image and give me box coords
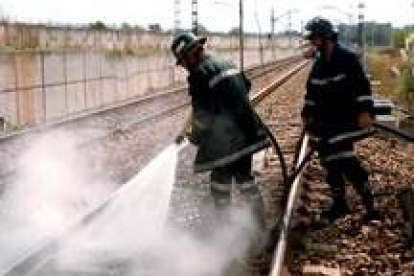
[171,32,270,259]
[302,17,380,222]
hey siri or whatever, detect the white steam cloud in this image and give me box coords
[0,130,113,273]
[0,135,259,276]
[55,144,257,276]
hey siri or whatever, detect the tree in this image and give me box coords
[228,27,240,35]
[393,29,409,48]
[121,22,132,31]
[196,24,209,34]
[148,23,162,32]
[133,25,145,31]
[90,21,107,31]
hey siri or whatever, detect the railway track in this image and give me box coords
[2,53,412,275]
[0,56,302,187]
[0,57,309,276]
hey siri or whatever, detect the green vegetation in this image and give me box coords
[148,23,162,32]
[393,28,410,48]
[368,50,400,98]
[89,21,107,31]
[397,62,414,112]
[368,48,414,112]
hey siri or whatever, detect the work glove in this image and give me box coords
[302,116,315,132]
[302,45,318,59]
[302,117,320,149]
[357,111,373,128]
[308,134,321,149]
[175,133,187,144]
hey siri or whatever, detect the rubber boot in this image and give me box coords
[358,182,381,221]
[210,181,232,226]
[249,195,267,232]
[249,197,272,271]
[238,181,266,229]
[320,196,350,222]
[239,185,270,271]
[213,197,232,226]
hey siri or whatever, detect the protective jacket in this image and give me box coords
[187,55,269,172]
[302,44,374,149]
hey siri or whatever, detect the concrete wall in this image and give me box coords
[0,22,299,52]
[0,46,298,128]
[0,23,301,129]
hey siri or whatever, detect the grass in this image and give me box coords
[368,48,414,112]
[367,49,402,100]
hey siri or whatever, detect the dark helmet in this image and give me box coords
[171,32,207,65]
[304,17,337,40]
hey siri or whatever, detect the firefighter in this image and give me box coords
[302,17,380,222]
[171,32,270,258]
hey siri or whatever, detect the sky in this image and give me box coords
[0,0,413,33]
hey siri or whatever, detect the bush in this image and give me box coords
[90,21,107,31]
[398,64,414,111]
[393,29,409,49]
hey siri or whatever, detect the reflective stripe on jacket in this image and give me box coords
[187,55,269,172]
[301,44,374,145]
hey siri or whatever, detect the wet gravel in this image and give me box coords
[288,130,414,275]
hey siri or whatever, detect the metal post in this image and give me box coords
[347,14,352,45]
[239,0,244,70]
[41,52,47,122]
[83,51,87,108]
[99,54,103,107]
[254,0,264,65]
[191,0,198,35]
[358,1,366,70]
[114,58,119,102]
[271,8,275,59]
[13,52,20,125]
[174,0,181,33]
[288,11,292,48]
[63,52,68,114]
[371,24,375,47]
[124,57,129,101]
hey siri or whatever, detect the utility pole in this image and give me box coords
[270,9,299,57]
[174,0,181,34]
[288,10,292,48]
[412,1,414,31]
[192,0,198,35]
[210,0,244,69]
[239,0,244,70]
[357,1,366,69]
[347,13,352,45]
[270,8,275,59]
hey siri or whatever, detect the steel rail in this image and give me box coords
[373,121,414,142]
[0,86,187,142]
[0,56,301,143]
[246,59,314,276]
[0,58,309,276]
[261,65,412,276]
[251,60,309,105]
[269,135,310,276]
[0,57,307,193]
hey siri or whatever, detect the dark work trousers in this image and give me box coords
[210,154,268,257]
[210,154,260,208]
[318,141,373,208]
